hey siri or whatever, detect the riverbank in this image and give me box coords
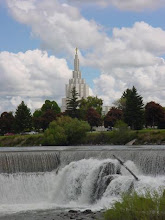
[0,129,165,147]
[0,209,104,220]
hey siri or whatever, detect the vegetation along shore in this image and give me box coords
[1,86,165,146]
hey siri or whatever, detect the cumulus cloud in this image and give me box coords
[92,22,165,106]
[0,50,71,113]
[4,0,165,109]
[94,59,165,106]
[6,0,107,56]
[67,0,164,11]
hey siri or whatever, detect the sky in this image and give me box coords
[1,0,165,113]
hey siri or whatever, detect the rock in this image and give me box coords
[68,210,78,214]
[82,209,92,214]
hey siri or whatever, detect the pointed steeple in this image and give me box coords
[61,47,89,112]
[74,47,79,72]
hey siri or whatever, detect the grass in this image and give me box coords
[135,129,165,145]
[104,190,165,220]
[0,134,43,147]
[137,129,165,134]
[1,128,165,146]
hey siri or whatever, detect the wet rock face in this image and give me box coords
[92,162,121,201]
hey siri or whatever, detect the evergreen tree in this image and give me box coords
[66,87,79,118]
[123,86,144,130]
[15,101,32,133]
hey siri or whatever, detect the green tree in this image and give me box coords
[43,116,90,145]
[15,101,32,133]
[0,112,15,135]
[33,100,61,131]
[79,96,103,120]
[41,100,61,114]
[33,109,42,118]
[122,86,144,130]
[66,87,79,118]
[113,97,126,111]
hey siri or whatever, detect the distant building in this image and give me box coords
[102,106,111,115]
[61,48,89,112]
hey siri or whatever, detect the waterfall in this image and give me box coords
[0,146,165,215]
[0,148,165,175]
[60,149,165,175]
[0,152,60,173]
[0,158,165,215]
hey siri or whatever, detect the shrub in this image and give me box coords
[104,190,165,220]
[110,120,136,145]
[43,116,90,145]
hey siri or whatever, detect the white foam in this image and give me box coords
[0,158,165,215]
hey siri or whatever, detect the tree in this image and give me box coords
[79,96,103,120]
[33,100,61,131]
[15,101,32,133]
[43,116,90,145]
[122,86,144,130]
[66,87,79,118]
[113,97,126,111]
[104,107,123,128]
[0,112,15,135]
[41,100,61,114]
[145,101,165,127]
[40,109,57,131]
[86,107,102,129]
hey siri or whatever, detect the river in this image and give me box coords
[0,145,165,219]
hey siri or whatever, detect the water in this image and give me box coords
[0,145,165,217]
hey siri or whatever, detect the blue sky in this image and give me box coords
[0,0,165,112]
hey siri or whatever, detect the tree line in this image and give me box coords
[66,86,165,130]
[0,86,165,135]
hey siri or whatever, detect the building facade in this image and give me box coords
[61,48,89,112]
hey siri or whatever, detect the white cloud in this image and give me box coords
[4,0,165,109]
[7,0,107,57]
[0,50,72,113]
[68,0,164,11]
[87,22,165,106]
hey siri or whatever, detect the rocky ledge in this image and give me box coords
[0,209,104,220]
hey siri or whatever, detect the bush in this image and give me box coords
[109,120,136,145]
[42,116,90,145]
[104,191,165,220]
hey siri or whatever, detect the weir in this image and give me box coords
[60,149,165,175]
[0,152,60,173]
[0,146,165,216]
[0,146,165,175]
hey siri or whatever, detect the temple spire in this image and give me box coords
[74,47,79,72]
[61,48,89,112]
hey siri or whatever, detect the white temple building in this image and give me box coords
[61,48,89,112]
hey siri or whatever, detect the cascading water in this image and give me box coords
[0,152,60,173]
[0,146,165,217]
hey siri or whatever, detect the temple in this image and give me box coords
[61,48,89,112]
